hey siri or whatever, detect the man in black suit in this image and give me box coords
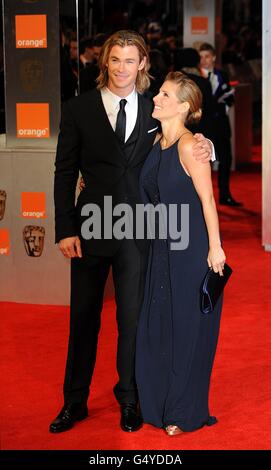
[199,43,242,206]
[50,30,213,434]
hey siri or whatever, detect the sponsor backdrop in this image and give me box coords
[183,0,216,48]
[3,0,60,149]
[0,1,64,304]
[0,1,114,304]
[0,146,71,304]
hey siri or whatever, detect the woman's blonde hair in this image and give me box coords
[165,71,202,124]
[96,30,151,94]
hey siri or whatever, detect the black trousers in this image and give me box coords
[216,135,233,199]
[213,115,232,199]
[63,239,148,405]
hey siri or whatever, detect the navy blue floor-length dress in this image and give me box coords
[135,139,222,432]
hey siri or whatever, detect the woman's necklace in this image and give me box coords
[160,130,192,150]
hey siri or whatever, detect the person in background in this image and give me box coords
[79,34,108,94]
[173,47,214,139]
[79,37,95,68]
[199,42,242,206]
[146,22,162,49]
[60,30,78,101]
[146,49,168,99]
[69,33,80,80]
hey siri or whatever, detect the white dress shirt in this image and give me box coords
[201,67,219,95]
[101,86,138,142]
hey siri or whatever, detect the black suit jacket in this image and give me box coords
[54,88,158,256]
[211,68,234,141]
[185,73,215,140]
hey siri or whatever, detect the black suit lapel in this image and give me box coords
[92,89,126,163]
[88,90,156,167]
[128,94,153,166]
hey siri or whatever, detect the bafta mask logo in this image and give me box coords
[0,190,7,221]
[20,59,44,93]
[23,225,45,257]
[193,0,204,11]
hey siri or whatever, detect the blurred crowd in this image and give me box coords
[60,18,261,99]
[0,0,262,139]
[60,0,261,107]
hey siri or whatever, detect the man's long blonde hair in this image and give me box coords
[96,30,151,94]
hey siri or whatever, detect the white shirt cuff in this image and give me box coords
[207,139,216,161]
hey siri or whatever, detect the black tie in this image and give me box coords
[115,99,127,144]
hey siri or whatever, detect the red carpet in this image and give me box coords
[1,167,271,450]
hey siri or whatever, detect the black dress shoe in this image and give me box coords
[120,403,143,432]
[49,402,88,433]
[219,196,243,207]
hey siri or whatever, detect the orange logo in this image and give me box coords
[16,103,50,138]
[0,229,10,256]
[21,192,46,218]
[15,14,47,48]
[191,17,208,35]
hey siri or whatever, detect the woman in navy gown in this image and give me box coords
[136,72,226,436]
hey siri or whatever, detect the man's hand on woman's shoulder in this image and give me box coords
[192,133,212,163]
